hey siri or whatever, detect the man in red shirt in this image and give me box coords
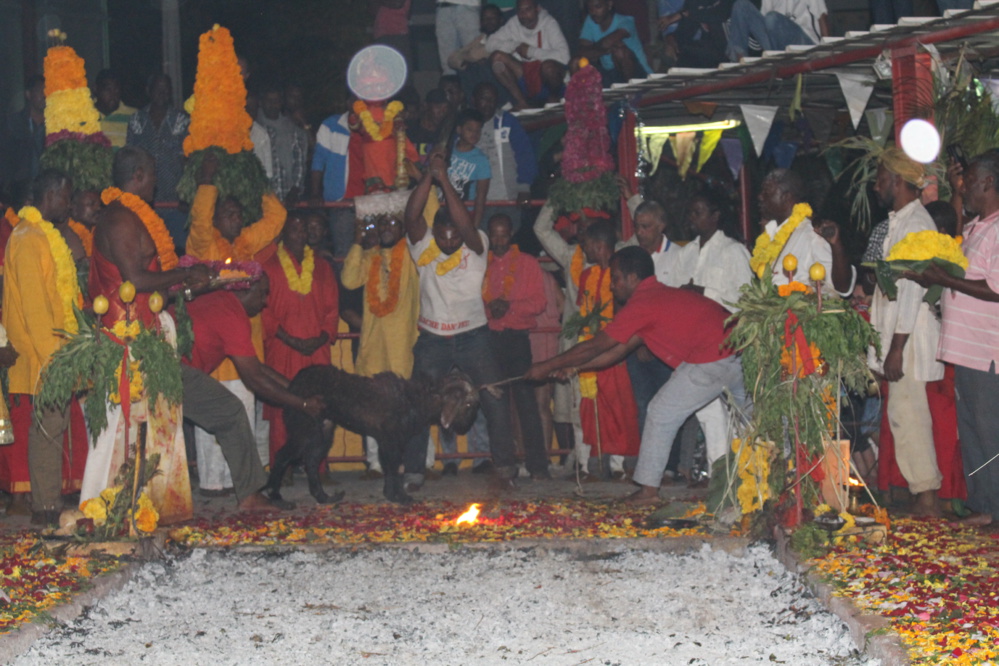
[182,274,324,509]
[526,246,749,504]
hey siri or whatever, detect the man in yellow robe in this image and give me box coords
[185,152,287,491]
[341,190,420,477]
[2,169,86,525]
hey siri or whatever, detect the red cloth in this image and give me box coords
[522,60,544,100]
[183,291,257,374]
[0,395,88,494]
[261,251,339,460]
[88,248,159,326]
[373,0,410,37]
[580,362,641,456]
[877,365,967,500]
[604,277,733,367]
[484,249,547,331]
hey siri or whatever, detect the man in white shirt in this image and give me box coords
[437,0,483,76]
[726,0,829,62]
[869,149,943,517]
[486,0,570,110]
[623,199,696,287]
[757,168,854,296]
[403,152,519,490]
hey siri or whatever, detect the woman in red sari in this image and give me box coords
[261,212,339,462]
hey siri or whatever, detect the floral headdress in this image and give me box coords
[547,62,619,216]
[176,25,268,221]
[38,32,112,192]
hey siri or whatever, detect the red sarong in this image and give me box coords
[877,364,967,500]
[580,363,640,457]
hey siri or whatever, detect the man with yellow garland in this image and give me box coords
[754,168,854,295]
[403,152,518,491]
[340,190,420,479]
[185,151,287,495]
[2,169,89,525]
[261,211,339,465]
[868,149,944,517]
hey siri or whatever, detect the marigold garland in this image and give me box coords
[483,245,520,303]
[353,100,404,141]
[16,206,82,334]
[43,46,87,95]
[367,240,406,317]
[67,219,93,257]
[4,207,19,228]
[750,203,813,278]
[276,243,315,295]
[100,187,179,271]
[183,25,254,156]
[417,239,463,275]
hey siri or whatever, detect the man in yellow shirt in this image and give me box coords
[341,190,420,478]
[185,151,287,493]
[2,169,87,525]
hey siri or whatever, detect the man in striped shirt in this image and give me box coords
[913,150,999,527]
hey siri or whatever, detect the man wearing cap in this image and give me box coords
[869,148,944,517]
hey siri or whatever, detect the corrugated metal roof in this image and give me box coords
[518,2,999,130]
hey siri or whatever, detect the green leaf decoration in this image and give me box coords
[547,172,620,217]
[39,140,113,193]
[176,147,270,223]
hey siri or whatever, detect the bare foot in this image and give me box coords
[953,512,993,528]
[911,490,942,518]
[622,486,661,506]
[237,492,281,512]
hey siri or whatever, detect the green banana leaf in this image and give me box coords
[862,258,966,305]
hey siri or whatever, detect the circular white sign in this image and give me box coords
[899,118,941,164]
[347,45,407,102]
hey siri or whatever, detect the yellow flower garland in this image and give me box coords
[885,229,969,269]
[417,239,463,275]
[16,206,82,334]
[353,100,404,141]
[749,203,813,278]
[276,242,315,295]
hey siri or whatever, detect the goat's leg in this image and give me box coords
[303,435,345,505]
[265,444,297,503]
[379,438,412,504]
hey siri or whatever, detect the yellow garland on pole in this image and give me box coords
[749,203,813,278]
[276,243,315,295]
[353,100,404,141]
[16,206,82,334]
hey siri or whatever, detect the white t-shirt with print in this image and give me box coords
[409,229,489,335]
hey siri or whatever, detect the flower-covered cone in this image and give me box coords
[183,25,254,156]
[40,43,112,191]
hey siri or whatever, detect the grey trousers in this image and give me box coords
[29,404,71,511]
[632,356,749,488]
[954,363,999,520]
[181,365,268,501]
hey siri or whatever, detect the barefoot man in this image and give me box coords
[525,246,750,505]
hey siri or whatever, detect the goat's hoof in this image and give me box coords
[316,490,345,505]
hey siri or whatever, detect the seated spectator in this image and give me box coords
[406,89,450,160]
[439,74,467,113]
[486,0,570,110]
[577,0,652,86]
[726,0,828,62]
[447,109,491,228]
[449,4,508,110]
[437,0,482,76]
[472,82,537,204]
[658,0,734,69]
[448,4,505,72]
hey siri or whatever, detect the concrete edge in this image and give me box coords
[772,526,911,666]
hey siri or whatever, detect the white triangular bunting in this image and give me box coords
[739,105,778,157]
[864,108,893,146]
[836,72,875,129]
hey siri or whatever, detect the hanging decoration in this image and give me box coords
[696,129,723,173]
[739,104,778,156]
[835,72,875,130]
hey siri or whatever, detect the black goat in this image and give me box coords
[265,365,480,505]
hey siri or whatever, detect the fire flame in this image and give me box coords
[455,503,480,526]
[224,257,232,264]
[848,477,863,487]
